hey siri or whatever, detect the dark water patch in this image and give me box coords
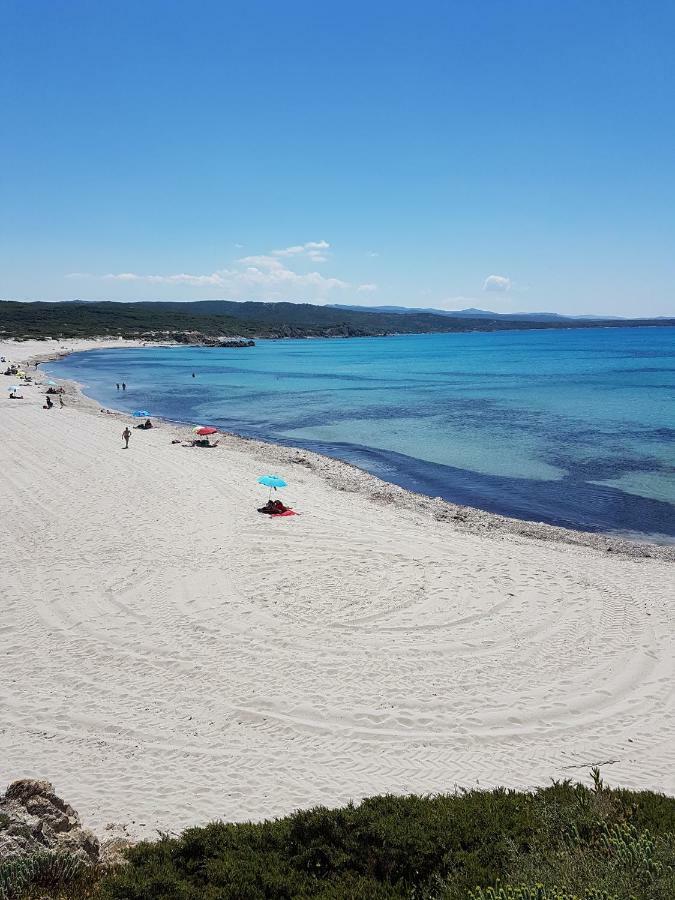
[45,328,675,538]
[251,436,675,539]
[553,456,670,483]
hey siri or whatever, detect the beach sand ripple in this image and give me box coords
[1,340,673,838]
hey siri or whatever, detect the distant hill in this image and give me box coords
[1,299,672,342]
[330,304,626,322]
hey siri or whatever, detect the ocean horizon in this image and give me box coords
[46,326,675,542]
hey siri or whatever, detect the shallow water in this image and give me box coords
[46,327,675,540]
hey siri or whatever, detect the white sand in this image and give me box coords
[1,339,673,838]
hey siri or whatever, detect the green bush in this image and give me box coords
[96,780,674,900]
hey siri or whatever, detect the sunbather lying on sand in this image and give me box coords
[258,499,291,515]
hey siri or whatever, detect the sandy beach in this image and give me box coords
[1,338,673,839]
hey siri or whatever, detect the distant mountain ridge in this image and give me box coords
[329,304,626,322]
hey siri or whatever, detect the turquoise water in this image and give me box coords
[47,327,675,540]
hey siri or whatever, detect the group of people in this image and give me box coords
[119,423,296,516]
[124,425,220,450]
[4,362,63,405]
[115,382,127,391]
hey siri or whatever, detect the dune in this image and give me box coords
[0,339,673,839]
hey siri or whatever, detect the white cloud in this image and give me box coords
[102,271,231,286]
[94,246,348,298]
[483,274,511,292]
[366,251,379,258]
[68,240,382,301]
[236,254,348,291]
[272,240,330,262]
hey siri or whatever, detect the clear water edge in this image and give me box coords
[45,327,675,543]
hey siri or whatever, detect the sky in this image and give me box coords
[2,1,674,317]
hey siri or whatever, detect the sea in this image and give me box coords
[46,326,675,542]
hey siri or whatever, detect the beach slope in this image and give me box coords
[1,340,673,838]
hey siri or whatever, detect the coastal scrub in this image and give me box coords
[95,779,674,900]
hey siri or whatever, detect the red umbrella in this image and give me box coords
[194,426,218,436]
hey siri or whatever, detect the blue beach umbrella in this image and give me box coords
[8,385,20,391]
[258,475,287,489]
[132,410,150,417]
[257,474,288,500]
[47,380,58,386]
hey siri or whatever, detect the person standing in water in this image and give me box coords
[116,383,120,390]
[122,426,131,449]
[122,382,126,390]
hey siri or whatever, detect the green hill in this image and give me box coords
[1,299,673,341]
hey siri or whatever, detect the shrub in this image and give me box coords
[4,778,666,898]
[97,780,674,900]
[0,851,89,899]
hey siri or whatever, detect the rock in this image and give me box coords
[100,837,135,868]
[0,779,99,865]
[4,780,53,804]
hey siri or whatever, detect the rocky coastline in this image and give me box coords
[142,331,255,347]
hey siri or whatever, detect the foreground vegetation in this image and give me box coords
[2,773,672,899]
[2,299,673,342]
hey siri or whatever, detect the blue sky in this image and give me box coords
[2,1,674,316]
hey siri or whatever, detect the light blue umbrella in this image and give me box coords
[258,474,287,500]
[132,410,150,417]
[8,386,20,392]
[258,475,287,488]
[47,380,58,386]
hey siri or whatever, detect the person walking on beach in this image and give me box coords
[59,395,65,408]
[122,426,131,449]
[122,382,126,391]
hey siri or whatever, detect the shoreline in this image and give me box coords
[2,337,673,839]
[32,338,675,562]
